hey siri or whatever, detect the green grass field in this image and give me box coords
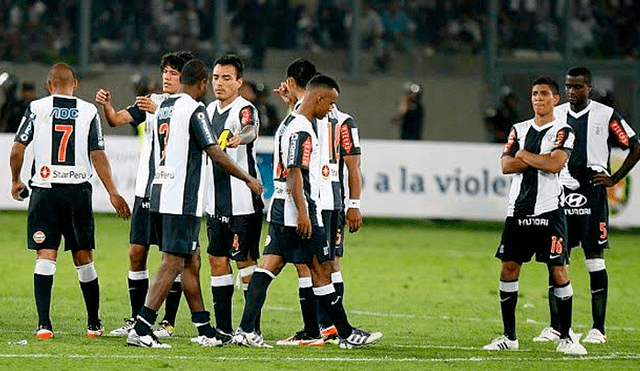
[1,210,639,370]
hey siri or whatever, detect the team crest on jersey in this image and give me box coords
[322,164,330,179]
[39,165,51,180]
[264,235,271,247]
[33,231,46,244]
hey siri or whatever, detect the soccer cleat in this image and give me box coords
[109,318,135,336]
[557,337,588,355]
[233,328,273,348]
[533,327,560,342]
[338,327,383,349]
[191,330,233,347]
[86,322,105,338]
[153,320,175,338]
[321,325,339,345]
[276,331,325,347]
[483,335,519,350]
[36,325,54,340]
[582,328,607,344]
[127,329,171,348]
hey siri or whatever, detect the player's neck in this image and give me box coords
[218,93,239,109]
[533,113,555,126]
[570,99,590,113]
[50,87,74,96]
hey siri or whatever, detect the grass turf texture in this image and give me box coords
[1,210,639,370]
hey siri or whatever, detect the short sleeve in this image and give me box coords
[189,105,217,150]
[286,131,313,169]
[339,117,361,156]
[14,104,35,145]
[501,127,519,157]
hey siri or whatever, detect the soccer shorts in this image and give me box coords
[563,185,609,253]
[322,210,345,258]
[263,223,331,264]
[496,208,568,266]
[129,196,160,247]
[206,212,262,261]
[27,183,95,252]
[150,212,200,256]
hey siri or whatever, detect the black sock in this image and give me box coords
[192,310,216,337]
[34,274,54,328]
[554,281,573,339]
[134,306,157,336]
[589,269,608,334]
[548,277,560,331]
[128,275,148,319]
[299,286,320,337]
[211,281,234,334]
[239,271,273,332]
[162,280,182,326]
[499,280,518,341]
[244,289,261,333]
[314,286,352,338]
[79,278,100,326]
[318,277,344,329]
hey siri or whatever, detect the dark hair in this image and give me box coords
[180,59,209,85]
[286,59,317,88]
[567,66,592,84]
[160,51,195,73]
[307,74,340,93]
[532,76,559,95]
[214,54,244,78]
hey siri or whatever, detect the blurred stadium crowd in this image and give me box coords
[2,0,639,71]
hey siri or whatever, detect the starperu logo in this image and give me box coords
[40,165,51,180]
[33,231,46,244]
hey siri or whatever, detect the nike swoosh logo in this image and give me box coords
[500,297,511,302]
[591,288,605,294]
[331,296,342,305]
[598,240,608,245]
[550,254,561,259]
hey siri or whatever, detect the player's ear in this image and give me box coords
[73,79,79,93]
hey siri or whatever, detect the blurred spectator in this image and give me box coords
[344,0,385,70]
[0,79,37,133]
[484,86,521,143]
[395,81,423,140]
[381,0,416,52]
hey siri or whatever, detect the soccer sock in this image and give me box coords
[239,269,274,333]
[162,275,182,326]
[314,284,353,339]
[499,280,518,341]
[127,270,149,319]
[298,277,320,337]
[240,266,261,333]
[318,271,344,329]
[586,259,608,334]
[554,281,573,339]
[134,306,157,336]
[34,259,56,328]
[76,262,100,326]
[211,274,234,334]
[192,310,216,337]
[547,276,560,331]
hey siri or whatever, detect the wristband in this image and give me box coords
[347,199,361,209]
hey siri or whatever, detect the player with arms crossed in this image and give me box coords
[535,67,640,344]
[483,77,587,355]
[10,62,131,339]
[95,51,193,338]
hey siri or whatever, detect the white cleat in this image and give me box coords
[483,335,519,350]
[338,328,383,349]
[582,328,607,344]
[153,320,175,338]
[533,327,560,342]
[109,318,135,336]
[557,337,588,355]
[127,330,171,348]
[233,328,273,348]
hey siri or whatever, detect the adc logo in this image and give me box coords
[564,193,587,208]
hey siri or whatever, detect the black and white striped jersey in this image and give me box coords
[127,93,169,198]
[503,118,575,217]
[149,93,216,216]
[317,105,362,211]
[555,101,638,190]
[267,112,323,227]
[204,96,263,217]
[14,94,104,188]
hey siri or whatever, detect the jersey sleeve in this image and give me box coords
[553,126,574,157]
[189,105,217,150]
[88,112,106,151]
[14,104,35,145]
[239,105,260,134]
[339,117,361,156]
[286,131,313,169]
[501,127,519,157]
[126,104,146,127]
[608,110,638,149]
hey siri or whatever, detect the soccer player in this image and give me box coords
[95,51,193,338]
[10,62,131,339]
[483,76,587,355]
[534,67,640,344]
[203,55,263,337]
[126,59,262,348]
[233,74,382,349]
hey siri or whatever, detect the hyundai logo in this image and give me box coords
[565,193,587,207]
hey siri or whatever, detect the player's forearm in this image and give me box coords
[501,155,527,174]
[611,140,640,183]
[90,150,120,196]
[516,149,566,173]
[103,106,133,127]
[205,145,252,182]
[236,125,257,145]
[345,155,362,200]
[10,142,26,183]
[287,168,308,216]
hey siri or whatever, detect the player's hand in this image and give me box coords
[296,213,312,239]
[246,177,264,196]
[592,171,616,187]
[346,208,362,233]
[135,96,157,113]
[226,136,241,148]
[95,89,112,106]
[274,79,295,108]
[109,194,131,219]
[11,181,29,201]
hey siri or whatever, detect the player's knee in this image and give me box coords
[585,258,606,272]
[75,261,98,283]
[34,259,57,276]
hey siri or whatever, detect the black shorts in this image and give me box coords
[129,196,159,247]
[496,208,568,266]
[322,210,345,258]
[150,212,201,256]
[263,223,330,264]
[206,212,262,261]
[27,183,95,252]
[563,185,609,253]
